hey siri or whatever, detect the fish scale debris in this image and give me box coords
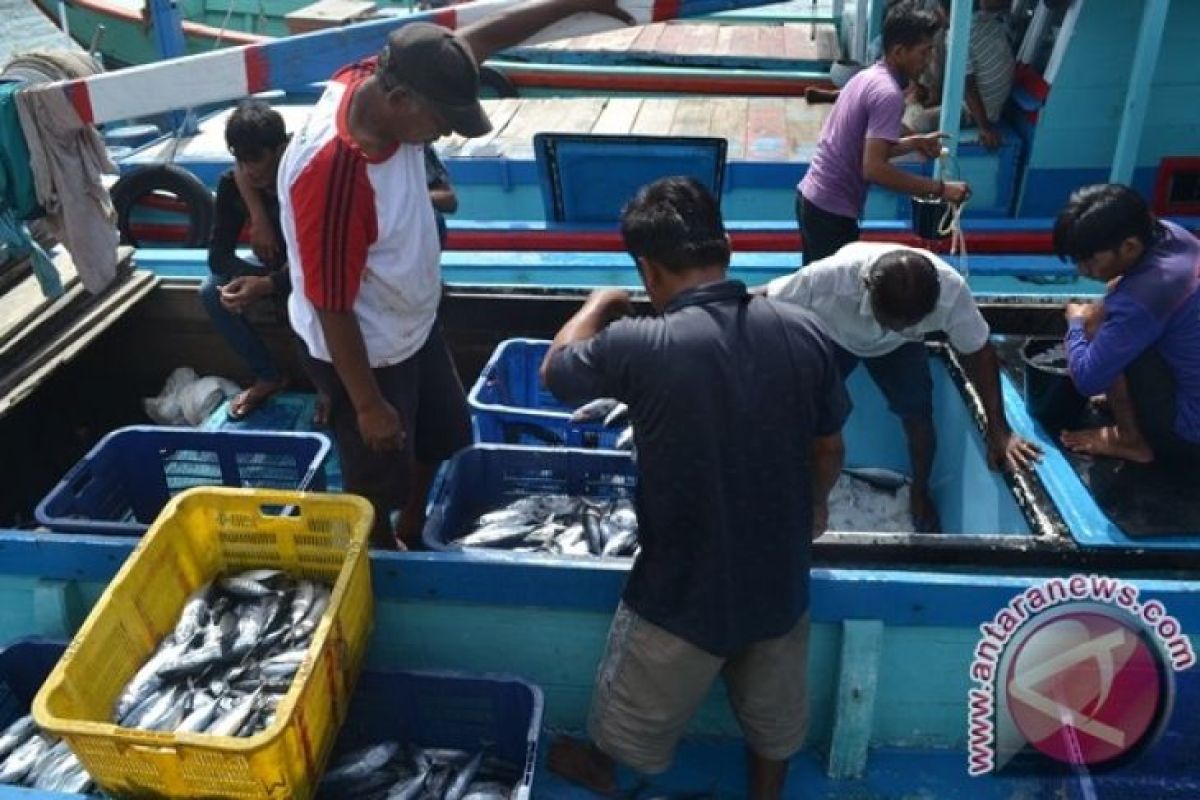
[111,569,331,737]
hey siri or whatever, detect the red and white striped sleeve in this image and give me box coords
[289,137,378,312]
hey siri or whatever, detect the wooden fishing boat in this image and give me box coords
[102,0,1200,254]
[1,250,1200,796]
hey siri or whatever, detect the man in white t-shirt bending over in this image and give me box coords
[765,242,1041,531]
[279,0,633,548]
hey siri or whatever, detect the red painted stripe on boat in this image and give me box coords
[244,46,270,94]
[651,0,681,23]
[506,69,831,96]
[136,226,1060,255]
[65,81,94,125]
[434,8,457,28]
[446,230,1059,254]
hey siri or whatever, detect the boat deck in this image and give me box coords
[442,96,833,160]
[503,20,841,70]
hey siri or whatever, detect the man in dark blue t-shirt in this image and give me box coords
[542,177,849,799]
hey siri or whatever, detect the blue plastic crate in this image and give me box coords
[422,444,637,551]
[0,638,96,798]
[35,426,331,536]
[468,339,624,449]
[332,668,543,800]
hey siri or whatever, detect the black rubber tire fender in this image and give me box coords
[109,164,215,248]
[479,64,519,98]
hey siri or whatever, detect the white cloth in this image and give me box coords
[9,51,119,295]
[766,242,990,358]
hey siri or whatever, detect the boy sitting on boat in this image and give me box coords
[203,99,295,421]
[542,177,849,799]
[763,241,1042,532]
[1055,184,1200,466]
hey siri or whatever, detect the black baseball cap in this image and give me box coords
[377,23,492,138]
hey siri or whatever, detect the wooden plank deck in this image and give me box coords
[443,96,831,163]
[506,21,840,67]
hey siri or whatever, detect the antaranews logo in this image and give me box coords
[967,575,1195,776]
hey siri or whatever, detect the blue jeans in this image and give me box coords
[199,274,280,382]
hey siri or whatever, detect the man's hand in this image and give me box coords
[987,429,1043,472]
[219,275,274,313]
[912,131,948,159]
[584,288,634,324]
[357,398,404,453]
[1066,301,1104,339]
[978,126,1002,150]
[567,0,635,25]
[941,180,971,203]
[248,216,282,267]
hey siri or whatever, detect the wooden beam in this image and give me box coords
[827,619,884,779]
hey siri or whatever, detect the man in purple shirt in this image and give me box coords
[1054,184,1200,466]
[798,2,970,264]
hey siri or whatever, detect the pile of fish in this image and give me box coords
[317,742,518,800]
[828,468,915,533]
[453,494,639,557]
[1028,342,1068,370]
[0,715,93,793]
[112,569,331,736]
[570,398,634,451]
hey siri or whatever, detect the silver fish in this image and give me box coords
[177,692,220,734]
[208,690,261,738]
[218,574,276,599]
[0,733,49,784]
[603,402,630,428]
[615,426,635,451]
[385,771,428,800]
[444,751,484,800]
[0,715,35,761]
[322,741,401,785]
[173,583,212,646]
[570,397,622,423]
[462,782,512,800]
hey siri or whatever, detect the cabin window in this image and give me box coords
[1153,158,1200,216]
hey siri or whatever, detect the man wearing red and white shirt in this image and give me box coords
[279,0,633,548]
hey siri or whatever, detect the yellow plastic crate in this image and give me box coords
[32,486,375,800]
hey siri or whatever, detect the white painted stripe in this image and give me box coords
[72,0,766,124]
[82,47,250,124]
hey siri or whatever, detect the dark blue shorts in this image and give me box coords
[832,341,933,419]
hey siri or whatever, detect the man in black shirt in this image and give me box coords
[202,99,291,420]
[542,178,849,799]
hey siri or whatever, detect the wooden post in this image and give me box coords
[1110,0,1170,185]
[827,619,884,779]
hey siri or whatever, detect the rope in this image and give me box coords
[935,147,969,277]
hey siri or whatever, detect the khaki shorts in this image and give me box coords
[587,604,810,774]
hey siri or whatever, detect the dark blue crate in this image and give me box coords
[468,339,624,449]
[35,426,331,536]
[0,638,95,799]
[422,444,637,551]
[331,669,544,800]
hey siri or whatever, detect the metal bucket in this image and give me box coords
[911,194,951,240]
[1021,338,1087,433]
